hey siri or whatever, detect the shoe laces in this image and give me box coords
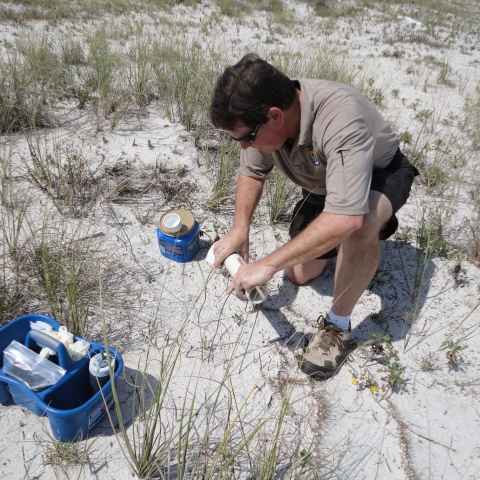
[318,325,347,353]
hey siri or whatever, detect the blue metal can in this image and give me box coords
[156,209,200,263]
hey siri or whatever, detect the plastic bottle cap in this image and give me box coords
[163,213,181,233]
[159,209,196,237]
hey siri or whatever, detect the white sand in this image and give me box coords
[0,1,479,478]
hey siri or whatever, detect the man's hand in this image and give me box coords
[226,260,275,300]
[212,226,250,268]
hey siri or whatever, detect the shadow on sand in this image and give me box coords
[256,238,436,351]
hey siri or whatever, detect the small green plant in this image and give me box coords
[391,88,400,98]
[0,36,61,133]
[420,352,438,372]
[233,313,244,325]
[408,99,420,111]
[383,49,404,59]
[60,37,87,66]
[201,222,228,243]
[362,332,391,352]
[361,333,406,390]
[436,60,455,88]
[216,0,252,17]
[175,164,188,178]
[395,225,413,245]
[424,55,456,88]
[145,273,155,284]
[350,368,378,394]
[399,131,413,145]
[213,223,227,235]
[420,163,448,196]
[364,78,385,107]
[368,87,384,107]
[136,213,151,225]
[296,447,312,469]
[414,109,433,122]
[442,339,468,366]
[378,358,406,388]
[370,309,388,325]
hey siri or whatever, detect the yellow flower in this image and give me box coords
[370,386,378,393]
[351,379,357,385]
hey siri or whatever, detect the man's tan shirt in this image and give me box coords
[239,79,399,215]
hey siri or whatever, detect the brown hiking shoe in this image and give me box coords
[300,316,351,380]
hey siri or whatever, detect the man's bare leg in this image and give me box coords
[332,191,393,316]
[300,191,394,379]
[286,258,330,285]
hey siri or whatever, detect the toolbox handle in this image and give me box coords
[25,330,77,372]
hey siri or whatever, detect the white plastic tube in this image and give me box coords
[162,213,181,233]
[224,253,268,305]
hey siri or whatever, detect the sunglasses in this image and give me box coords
[229,121,263,143]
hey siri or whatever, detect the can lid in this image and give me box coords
[159,209,196,237]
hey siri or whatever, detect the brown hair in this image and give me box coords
[210,53,297,130]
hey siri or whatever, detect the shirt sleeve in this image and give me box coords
[239,148,275,180]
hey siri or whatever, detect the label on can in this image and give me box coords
[158,239,185,258]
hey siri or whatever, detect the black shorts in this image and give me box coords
[289,148,419,259]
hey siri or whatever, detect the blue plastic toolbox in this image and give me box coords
[0,314,123,442]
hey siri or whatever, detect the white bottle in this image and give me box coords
[89,351,115,393]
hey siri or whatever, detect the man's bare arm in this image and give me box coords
[263,211,362,271]
[213,173,265,267]
[227,211,363,296]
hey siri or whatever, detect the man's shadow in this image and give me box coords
[258,238,436,350]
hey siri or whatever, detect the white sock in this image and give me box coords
[327,308,351,331]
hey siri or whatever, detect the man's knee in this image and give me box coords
[286,259,331,285]
[346,220,382,244]
[286,267,309,285]
[349,192,393,242]
[367,191,393,223]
